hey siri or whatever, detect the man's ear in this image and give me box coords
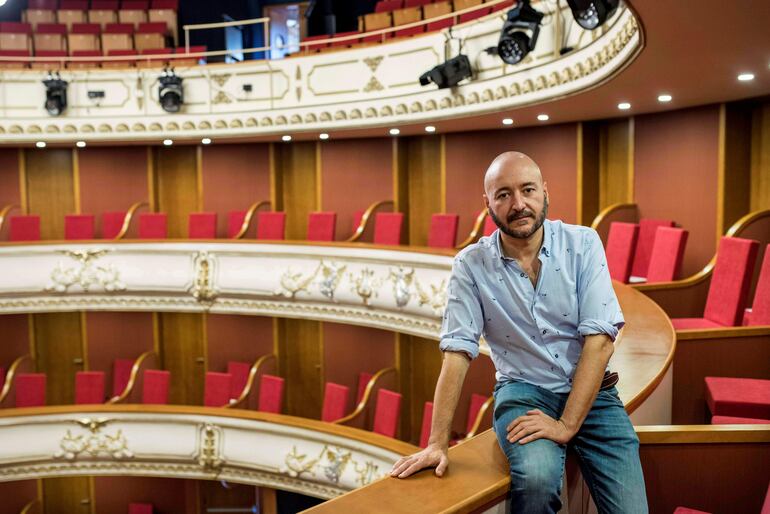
[542,181,548,197]
[483,194,490,209]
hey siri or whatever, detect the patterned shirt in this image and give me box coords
[439,219,624,393]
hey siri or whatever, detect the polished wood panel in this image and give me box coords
[93,477,191,514]
[273,141,317,240]
[205,314,274,374]
[0,479,38,514]
[393,138,410,239]
[32,312,84,405]
[718,102,753,237]
[24,149,74,239]
[398,334,442,443]
[152,146,199,238]
[577,122,600,226]
[0,314,30,367]
[599,118,634,209]
[751,100,770,211]
[158,312,206,405]
[199,481,257,513]
[275,318,322,419]
[42,477,93,514]
[404,136,442,246]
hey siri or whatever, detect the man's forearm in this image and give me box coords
[427,351,471,449]
[559,334,614,434]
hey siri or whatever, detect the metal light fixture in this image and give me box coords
[43,72,68,116]
[419,54,473,89]
[158,67,183,113]
[566,0,619,30]
[487,0,544,65]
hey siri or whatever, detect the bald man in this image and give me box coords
[390,152,648,514]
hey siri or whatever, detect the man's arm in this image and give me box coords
[389,350,471,478]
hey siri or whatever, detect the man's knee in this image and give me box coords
[510,454,563,497]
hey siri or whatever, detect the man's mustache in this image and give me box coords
[507,211,534,223]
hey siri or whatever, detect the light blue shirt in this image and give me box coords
[439,219,624,393]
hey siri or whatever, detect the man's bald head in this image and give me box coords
[483,152,543,196]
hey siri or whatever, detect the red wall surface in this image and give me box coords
[0,314,30,372]
[93,476,193,514]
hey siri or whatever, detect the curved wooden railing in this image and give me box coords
[114,201,149,240]
[0,204,20,236]
[107,350,159,404]
[333,367,398,425]
[0,354,34,406]
[227,353,277,409]
[232,200,272,240]
[589,202,638,244]
[463,396,494,441]
[345,200,394,243]
[455,210,488,249]
[19,498,41,514]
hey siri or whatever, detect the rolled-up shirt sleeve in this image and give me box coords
[439,256,484,359]
[577,229,625,341]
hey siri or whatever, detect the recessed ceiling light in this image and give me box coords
[163,139,173,146]
[319,133,329,140]
[425,126,436,133]
[281,135,292,142]
[537,114,549,121]
[389,128,400,136]
[657,94,672,103]
[76,141,86,148]
[201,138,212,145]
[618,102,631,110]
[737,72,755,82]
[35,141,46,148]
[502,118,514,125]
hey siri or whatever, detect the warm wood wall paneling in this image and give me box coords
[750,99,770,211]
[23,148,75,239]
[199,480,258,513]
[93,477,193,514]
[397,334,443,443]
[158,313,207,405]
[32,312,85,405]
[151,145,200,238]
[0,314,30,367]
[275,318,323,419]
[717,102,754,238]
[598,117,634,209]
[0,149,21,241]
[272,141,318,239]
[397,136,443,246]
[577,122,600,226]
[42,477,94,514]
[0,480,38,514]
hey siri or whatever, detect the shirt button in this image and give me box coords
[569,379,573,383]
[520,273,526,278]
[555,354,559,358]
[542,329,547,334]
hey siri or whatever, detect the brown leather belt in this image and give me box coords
[600,371,619,391]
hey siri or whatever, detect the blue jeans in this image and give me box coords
[493,380,648,514]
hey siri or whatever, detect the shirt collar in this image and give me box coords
[493,219,551,260]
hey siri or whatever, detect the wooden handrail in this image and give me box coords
[114,201,149,240]
[455,209,489,249]
[0,204,20,235]
[233,200,272,240]
[332,367,397,425]
[345,200,394,243]
[463,396,494,440]
[226,353,277,409]
[0,354,33,405]
[107,350,157,404]
[19,498,41,514]
[589,202,638,230]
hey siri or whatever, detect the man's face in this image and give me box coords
[484,167,548,240]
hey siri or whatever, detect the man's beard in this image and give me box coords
[488,195,548,239]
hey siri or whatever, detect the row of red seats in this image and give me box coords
[605,219,687,284]
[22,0,178,35]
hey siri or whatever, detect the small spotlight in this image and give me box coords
[618,102,631,110]
[389,128,400,136]
[737,73,755,82]
[425,126,436,133]
[35,141,46,148]
[502,118,514,126]
[76,141,86,148]
[201,138,212,145]
[282,135,292,142]
[319,133,329,140]
[42,72,68,117]
[158,67,184,113]
[163,139,173,146]
[566,0,619,30]
[419,54,473,89]
[537,114,549,121]
[657,94,672,103]
[486,0,544,65]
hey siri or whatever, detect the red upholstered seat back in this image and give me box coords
[227,361,251,401]
[428,213,459,248]
[112,358,134,397]
[376,0,403,12]
[257,211,286,240]
[75,371,105,404]
[128,503,153,514]
[257,374,284,414]
[357,371,373,404]
[373,388,402,438]
[703,236,760,326]
[102,211,125,239]
[227,210,246,238]
[631,219,675,278]
[747,246,770,326]
[9,215,40,241]
[65,214,95,240]
[141,369,169,404]
[138,212,167,239]
[351,210,365,235]
[419,401,433,448]
[15,373,46,407]
[373,212,404,245]
[188,212,217,239]
[465,393,488,434]
[321,382,350,422]
[483,215,496,236]
[307,212,337,242]
[204,372,232,407]
[645,227,688,283]
[605,222,639,283]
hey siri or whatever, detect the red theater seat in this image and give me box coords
[227,361,250,401]
[458,6,492,23]
[134,22,166,52]
[301,34,329,52]
[137,213,167,238]
[373,212,404,245]
[357,371,373,404]
[426,17,453,32]
[128,504,153,514]
[645,227,688,283]
[405,0,432,7]
[465,393,488,434]
[372,388,402,438]
[394,24,425,37]
[102,211,126,238]
[419,401,433,448]
[124,1,151,8]
[605,222,639,283]
[711,415,770,424]
[329,30,361,47]
[746,247,770,326]
[173,45,206,65]
[483,215,496,236]
[673,508,711,514]
[630,219,675,279]
[65,214,96,240]
[322,382,350,422]
[428,213,459,248]
[9,215,40,241]
[257,374,284,414]
[376,0,404,13]
[307,212,337,242]
[671,237,759,329]
[112,358,134,397]
[141,369,169,404]
[69,49,102,68]
[188,212,217,238]
[227,211,247,238]
[15,373,46,407]
[705,377,770,420]
[204,372,232,407]
[256,211,286,240]
[31,50,68,70]
[75,371,105,404]
[34,23,67,52]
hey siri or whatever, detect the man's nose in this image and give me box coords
[510,192,526,211]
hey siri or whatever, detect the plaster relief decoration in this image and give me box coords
[276,266,319,300]
[317,260,347,301]
[415,278,448,316]
[45,249,126,293]
[281,445,383,487]
[197,423,223,471]
[189,251,218,304]
[388,266,415,308]
[53,417,133,461]
[350,267,382,307]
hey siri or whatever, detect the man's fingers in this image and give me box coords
[435,455,449,477]
[398,457,432,478]
[526,409,543,416]
[390,456,414,477]
[506,414,529,432]
[518,429,544,445]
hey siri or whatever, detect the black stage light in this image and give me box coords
[419,54,473,89]
[488,0,544,65]
[566,0,619,30]
[43,72,68,116]
[158,68,184,113]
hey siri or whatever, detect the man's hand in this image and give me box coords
[389,444,449,479]
[506,409,575,445]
